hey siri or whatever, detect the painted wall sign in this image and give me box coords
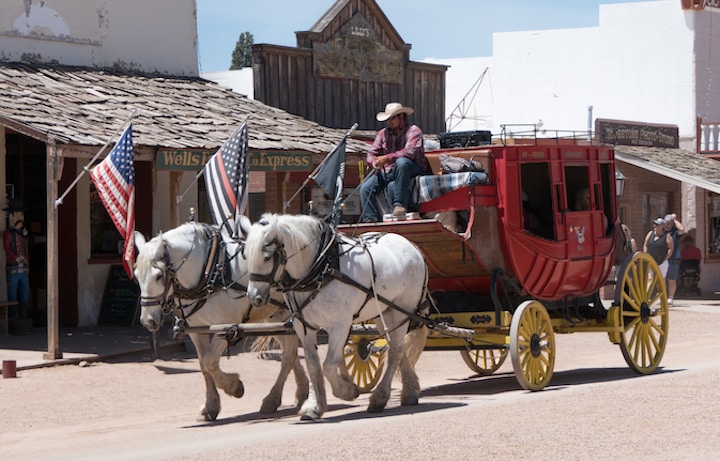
[156,149,313,171]
[595,119,679,148]
[313,13,403,83]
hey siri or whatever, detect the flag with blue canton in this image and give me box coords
[90,124,135,278]
[203,120,248,233]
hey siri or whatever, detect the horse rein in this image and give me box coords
[139,225,228,319]
[248,222,335,293]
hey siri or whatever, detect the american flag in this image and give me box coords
[90,124,135,278]
[203,121,249,232]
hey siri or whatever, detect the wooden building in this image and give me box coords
[252,0,448,134]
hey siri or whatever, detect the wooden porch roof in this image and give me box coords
[0,62,368,156]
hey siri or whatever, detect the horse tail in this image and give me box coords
[403,324,428,368]
[250,335,279,354]
[403,273,431,368]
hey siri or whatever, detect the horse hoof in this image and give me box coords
[260,398,280,414]
[229,381,245,399]
[401,395,419,406]
[367,402,386,413]
[298,407,322,420]
[199,411,218,422]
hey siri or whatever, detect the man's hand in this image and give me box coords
[373,155,388,169]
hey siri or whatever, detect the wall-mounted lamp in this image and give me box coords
[615,167,626,198]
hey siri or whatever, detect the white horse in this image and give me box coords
[241,213,429,420]
[134,219,309,421]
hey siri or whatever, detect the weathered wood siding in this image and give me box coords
[252,0,447,134]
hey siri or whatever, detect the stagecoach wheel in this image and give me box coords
[616,252,669,374]
[509,300,555,391]
[343,335,387,393]
[460,348,508,375]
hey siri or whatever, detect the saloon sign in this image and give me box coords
[156,149,313,171]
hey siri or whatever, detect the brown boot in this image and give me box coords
[393,205,407,221]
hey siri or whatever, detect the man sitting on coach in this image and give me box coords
[359,102,430,223]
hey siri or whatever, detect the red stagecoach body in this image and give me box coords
[344,139,618,303]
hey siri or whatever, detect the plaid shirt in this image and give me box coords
[367,124,429,174]
[3,228,29,269]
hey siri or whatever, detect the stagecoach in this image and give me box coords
[338,129,669,392]
[135,128,670,421]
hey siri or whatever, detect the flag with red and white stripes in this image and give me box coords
[203,121,248,233]
[90,124,135,278]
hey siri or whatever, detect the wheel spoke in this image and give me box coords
[618,252,668,374]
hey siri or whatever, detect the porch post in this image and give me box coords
[43,141,61,360]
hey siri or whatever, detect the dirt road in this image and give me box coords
[2,305,720,460]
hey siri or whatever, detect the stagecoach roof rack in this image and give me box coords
[497,124,597,146]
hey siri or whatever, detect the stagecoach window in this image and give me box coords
[564,166,590,211]
[520,162,555,240]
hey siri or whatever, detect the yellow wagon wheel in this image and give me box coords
[344,335,387,393]
[510,300,555,391]
[460,348,508,375]
[616,252,669,374]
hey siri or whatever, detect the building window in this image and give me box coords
[90,184,123,259]
[707,192,720,258]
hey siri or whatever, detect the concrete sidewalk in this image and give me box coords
[0,325,185,373]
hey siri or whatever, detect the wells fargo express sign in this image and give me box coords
[156,150,313,171]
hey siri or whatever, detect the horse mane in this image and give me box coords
[251,213,322,275]
[136,221,215,273]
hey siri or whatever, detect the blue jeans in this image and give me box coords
[7,270,30,319]
[360,157,423,222]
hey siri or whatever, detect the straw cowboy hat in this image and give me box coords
[376,102,414,122]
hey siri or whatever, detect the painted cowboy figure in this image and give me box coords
[3,201,30,320]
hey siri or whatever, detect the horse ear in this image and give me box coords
[134,231,147,251]
[238,214,252,238]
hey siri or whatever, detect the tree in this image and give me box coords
[230,32,254,69]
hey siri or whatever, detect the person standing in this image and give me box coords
[2,201,30,321]
[359,102,430,222]
[663,213,685,305]
[643,217,673,279]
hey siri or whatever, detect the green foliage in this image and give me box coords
[230,32,254,69]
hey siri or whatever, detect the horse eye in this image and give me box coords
[263,252,272,262]
[154,273,163,282]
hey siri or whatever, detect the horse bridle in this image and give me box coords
[138,241,182,314]
[248,239,289,290]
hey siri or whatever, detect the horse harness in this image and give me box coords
[249,222,432,334]
[139,224,250,325]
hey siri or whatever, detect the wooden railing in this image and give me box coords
[697,117,720,154]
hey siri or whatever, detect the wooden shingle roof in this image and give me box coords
[616,145,720,194]
[0,62,368,154]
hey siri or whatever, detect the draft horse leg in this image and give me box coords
[192,332,244,421]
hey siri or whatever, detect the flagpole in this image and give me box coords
[54,109,137,208]
[284,123,359,212]
[176,115,251,205]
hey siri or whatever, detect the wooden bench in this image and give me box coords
[0,301,18,336]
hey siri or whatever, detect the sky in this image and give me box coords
[196,0,655,73]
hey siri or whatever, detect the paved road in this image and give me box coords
[2,303,720,460]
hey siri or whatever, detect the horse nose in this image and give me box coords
[141,317,159,332]
[252,295,265,307]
